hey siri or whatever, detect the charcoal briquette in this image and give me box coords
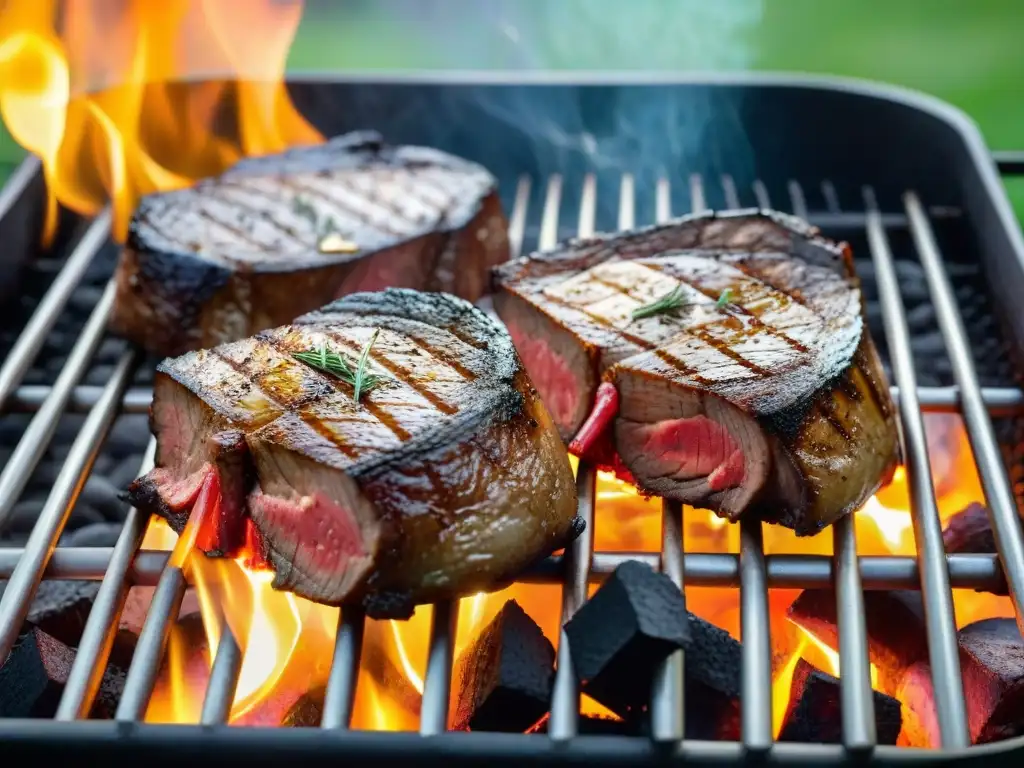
[110,456,146,491]
[942,503,1007,595]
[451,599,555,732]
[79,475,127,520]
[788,588,928,696]
[0,626,125,718]
[563,559,689,720]
[683,612,741,740]
[778,659,901,744]
[25,580,101,649]
[61,521,123,547]
[68,502,105,525]
[9,499,43,533]
[899,618,1024,747]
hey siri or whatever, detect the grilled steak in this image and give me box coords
[126,289,579,616]
[110,131,510,357]
[492,210,899,535]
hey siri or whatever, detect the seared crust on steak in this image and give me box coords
[493,209,899,535]
[111,131,510,357]
[127,289,578,613]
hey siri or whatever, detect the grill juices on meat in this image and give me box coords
[126,289,580,617]
[493,210,899,535]
[111,131,510,357]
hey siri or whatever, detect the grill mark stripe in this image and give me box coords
[405,334,477,381]
[372,170,454,222]
[211,349,361,459]
[259,337,408,448]
[541,293,656,351]
[214,182,318,246]
[339,175,432,229]
[852,346,889,418]
[644,263,812,355]
[816,398,853,444]
[325,331,459,417]
[720,259,814,310]
[689,326,773,376]
[407,168,461,207]
[279,178,408,238]
[192,205,269,250]
[652,348,714,387]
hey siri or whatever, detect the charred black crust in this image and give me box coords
[362,590,416,620]
[567,514,587,543]
[492,208,849,286]
[121,476,188,533]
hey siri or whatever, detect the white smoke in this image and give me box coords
[379,0,764,72]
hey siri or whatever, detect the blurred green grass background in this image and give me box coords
[2,0,1021,216]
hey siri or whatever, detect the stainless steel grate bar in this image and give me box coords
[419,600,460,736]
[834,515,876,749]
[0,347,136,663]
[200,627,243,725]
[115,564,188,720]
[56,439,155,719]
[692,171,774,751]
[649,178,686,743]
[3,548,1006,590]
[415,171,541,738]
[12,382,1024,416]
[904,192,1024,629]
[0,208,111,409]
[547,171,598,741]
[321,609,365,729]
[789,181,876,750]
[0,281,118,530]
[865,192,970,749]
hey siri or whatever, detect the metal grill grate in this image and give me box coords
[1,163,1024,762]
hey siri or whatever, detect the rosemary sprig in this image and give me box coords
[292,330,388,401]
[291,194,351,249]
[630,285,691,321]
[716,288,734,309]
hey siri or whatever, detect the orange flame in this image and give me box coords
[0,0,321,243]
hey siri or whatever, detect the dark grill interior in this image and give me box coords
[2,74,1024,764]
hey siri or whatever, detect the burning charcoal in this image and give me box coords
[942,503,1008,595]
[563,560,689,721]
[235,686,326,727]
[788,589,927,696]
[683,612,741,740]
[113,586,201,667]
[450,599,555,732]
[900,618,1024,747]
[778,659,901,744]
[0,626,125,718]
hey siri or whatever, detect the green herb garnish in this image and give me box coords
[292,194,343,242]
[293,329,388,401]
[630,285,691,321]
[716,288,734,309]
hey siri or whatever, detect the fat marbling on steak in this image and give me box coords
[126,289,580,617]
[492,209,899,535]
[110,131,510,357]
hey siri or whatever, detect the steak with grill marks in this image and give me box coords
[110,131,510,357]
[492,210,900,535]
[125,289,580,617]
